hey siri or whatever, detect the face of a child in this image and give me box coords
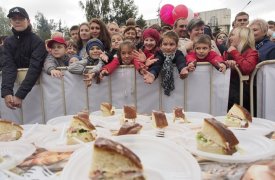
[111,34,123,50]
[160,37,177,55]
[144,37,157,51]
[10,15,30,32]
[194,43,211,59]
[120,45,133,65]
[124,30,136,42]
[79,25,91,41]
[51,42,66,58]
[108,24,119,36]
[229,29,240,47]
[89,46,102,59]
[90,22,100,38]
[66,46,77,56]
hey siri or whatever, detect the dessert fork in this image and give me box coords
[155,129,165,138]
[23,166,56,179]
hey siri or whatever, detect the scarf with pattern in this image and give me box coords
[160,52,176,96]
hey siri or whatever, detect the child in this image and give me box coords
[44,36,74,78]
[68,38,108,87]
[133,28,160,68]
[186,34,226,73]
[66,40,81,64]
[99,40,142,78]
[143,31,189,96]
[109,33,124,59]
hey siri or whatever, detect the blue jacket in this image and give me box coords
[256,36,275,62]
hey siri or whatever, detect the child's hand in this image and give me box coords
[187,61,196,72]
[99,69,109,80]
[69,57,79,65]
[50,69,63,78]
[83,73,94,87]
[227,46,237,52]
[225,60,237,69]
[99,51,109,63]
[218,63,227,73]
[133,49,146,63]
[143,71,155,84]
[145,55,158,67]
[179,67,189,79]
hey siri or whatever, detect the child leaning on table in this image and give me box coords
[44,37,79,78]
[186,34,227,73]
[99,40,143,79]
[143,30,189,96]
[68,38,108,87]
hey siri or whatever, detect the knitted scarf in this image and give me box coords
[161,52,176,96]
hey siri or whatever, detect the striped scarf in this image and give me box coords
[161,52,176,96]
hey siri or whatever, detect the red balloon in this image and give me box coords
[160,4,175,25]
[172,4,188,21]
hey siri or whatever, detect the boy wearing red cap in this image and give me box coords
[44,37,77,78]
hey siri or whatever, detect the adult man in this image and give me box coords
[69,25,79,42]
[1,7,47,109]
[173,18,189,38]
[267,21,275,31]
[234,12,249,27]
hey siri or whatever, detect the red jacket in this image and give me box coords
[101,57,141,74]
[186,51,224,68]
[224,48,258,75]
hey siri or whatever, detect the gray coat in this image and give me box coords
[68,57,104,74]
[43,54,70,75]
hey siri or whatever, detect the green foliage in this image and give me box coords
[0,7,12,36]
[79,0,140,25]
[35,12,55,40]
[136,15,146,28]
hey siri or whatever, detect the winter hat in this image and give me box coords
[142,28,160,44]
[47,36,67,48]
[7,7,29,19]
[86,38,105,53]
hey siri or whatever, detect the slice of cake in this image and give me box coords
[196,118,239,155]
[123,105,137,122]
[66,110,96,145]
[173,107,188,123]
[90,137,145,179]
[0,120,23,141]
[117,123,143,136]
[152,110,168,129]
[225,104,252,128]
[100,102,115,116]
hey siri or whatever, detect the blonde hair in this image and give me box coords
[232,27,255,53]
[249,19,269,34]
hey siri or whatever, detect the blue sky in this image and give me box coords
[0,0,274,27]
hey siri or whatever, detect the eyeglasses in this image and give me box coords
[237,18,248,22]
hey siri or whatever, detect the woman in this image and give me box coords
[180,19,220,55]
[224,27,258,111]
[77,22,91,59]
[215,32,228,55]
[89,18,111,52]
[249,19,275,62]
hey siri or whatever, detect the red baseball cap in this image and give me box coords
[47,36,66,48]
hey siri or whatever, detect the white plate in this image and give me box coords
[0,142,35,169]
[90,109,123,121]
[61,135,201,180]
[47,115,75,127]
[166,112,213,128]
[35,128,111,152]
[178,131,275,163]
[215,116,275,136]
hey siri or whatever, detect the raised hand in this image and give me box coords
[143,71,155,84]
[132,49,147,62]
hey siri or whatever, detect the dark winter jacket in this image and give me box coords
[1,26,47,99]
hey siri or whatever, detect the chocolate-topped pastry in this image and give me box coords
[173,107,188,122]
[152,110,168,129]
[226,104,252,128]
[123,105,137,119]
[90,137,145,179]
[117,123,143,136]
[100,102,115,116]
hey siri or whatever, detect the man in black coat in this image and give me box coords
[1,7,47,109]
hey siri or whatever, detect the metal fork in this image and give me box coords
[23,165,55,179]
[155,129,165,137]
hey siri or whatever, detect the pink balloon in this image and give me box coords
[160,4,175,25]
[172,4,188,21]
